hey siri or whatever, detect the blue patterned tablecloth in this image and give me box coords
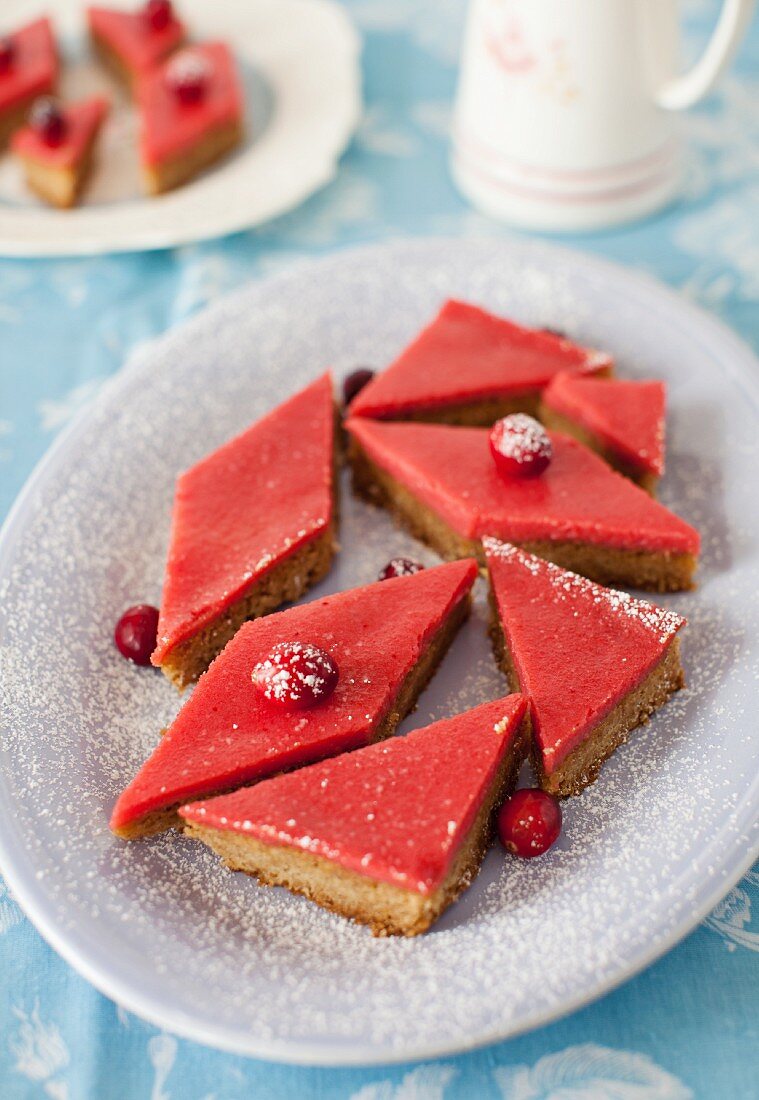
[1,2,758,1096]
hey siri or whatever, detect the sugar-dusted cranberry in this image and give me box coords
[0,36,16,74]
[378,557,425,581]
[490,414,552,479]
[29,97,67,147]
[144,0,174,31]
[342,368,375,407]
[498,788,562,858]
[166,50,211,104]
[253,641,339,710]
[114,604,159,666]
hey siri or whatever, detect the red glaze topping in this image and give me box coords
[498,788,561,858]
[114,604,159,666]
[378,557,424,581]
[137,41,242,167]
[348,300,612,418]
[87,6,184,74]
[180,694,527,895]
[111,558,479,833]
[253,642,339,710]
[485,540,686,773]
[542,374,666,479]
[0,18,57,115]
[490,414,552,478]
[152,373,335,665]
[12,96,109,169]
[346,417,699,555]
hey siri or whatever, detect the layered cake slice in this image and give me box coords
[87,2,185,91]
[541,374,666,493]
[153,373,338,689]
[12,96,109,208]
[486,539,686,796]
[348,300,611,424]
[346,417,699,591]
[137,42,243,195]
[180,694,528,936]
[111,558,478,839]
[0,17,58,148]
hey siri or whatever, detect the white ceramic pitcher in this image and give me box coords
[451,0,755,231]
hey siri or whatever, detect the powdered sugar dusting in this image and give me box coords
[0,239,757,1061]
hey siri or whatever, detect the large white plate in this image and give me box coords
[0,0,361,255]
[0,238,757,1065]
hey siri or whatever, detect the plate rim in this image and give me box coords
[0,0,362,257]
[1,236,758,1065]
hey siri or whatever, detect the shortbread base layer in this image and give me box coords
[114,590,471,839]
[142,118,242,195]
[184,716,528,936]
[349,439,695,593]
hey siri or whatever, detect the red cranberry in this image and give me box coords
[498,788,562,858]
[343,368,375,406]
[490,414,552,479]
[378,557,425,581]
[29,98,67,147]
[144,0,173,31]
[0,37,16,74]
[114,604,159,666]
[253,642,339,710]
[166,51,211,104]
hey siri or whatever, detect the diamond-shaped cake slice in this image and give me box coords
[180,693,528,936]
[111,558,479,839]
[348,299,611,424]
[152,372,338,689]
[485,539,686,796]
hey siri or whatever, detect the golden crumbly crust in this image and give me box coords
[18,135,100,209]
[141,118,243,195]
[540,404,658,495]
[489,602,685,797]
[113,592,472,840]
[184,718,529,936]
[349,439,696,592]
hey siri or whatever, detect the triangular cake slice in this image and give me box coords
[348,299,611,425]
[12,96,109,208]
[111,558,478,839]
[153,373,338,689]
[87,4,185,91]
[485,539,686,797]
[180,694,528,936]
[0,18,58,148]
[541,374,666,493]
[137,42,243,195]
[346,417,699,592]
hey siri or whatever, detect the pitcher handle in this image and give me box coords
[657,0,755,110]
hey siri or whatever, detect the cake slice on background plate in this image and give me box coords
[152,372,338,690]
[111,558,479,839]
[87,1,185,91]
[347,299,612,424]
[137,41,243,194]
[180,693,528,936]
[346,416,699,592]
[12,96,109,209]
[541,373,666,493]
[485,539,686,797]
[0,17,58,148]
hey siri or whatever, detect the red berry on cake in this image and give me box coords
[0,36,16,73]
[498,788,562,858]
[29,97,67,147]
[343,368,375,406]
[114,604,159,666]
[165,49,211,104]
[489,414,552,478]
[144,0,174,31]
[378,557,425,581]
[253,642,339,710]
